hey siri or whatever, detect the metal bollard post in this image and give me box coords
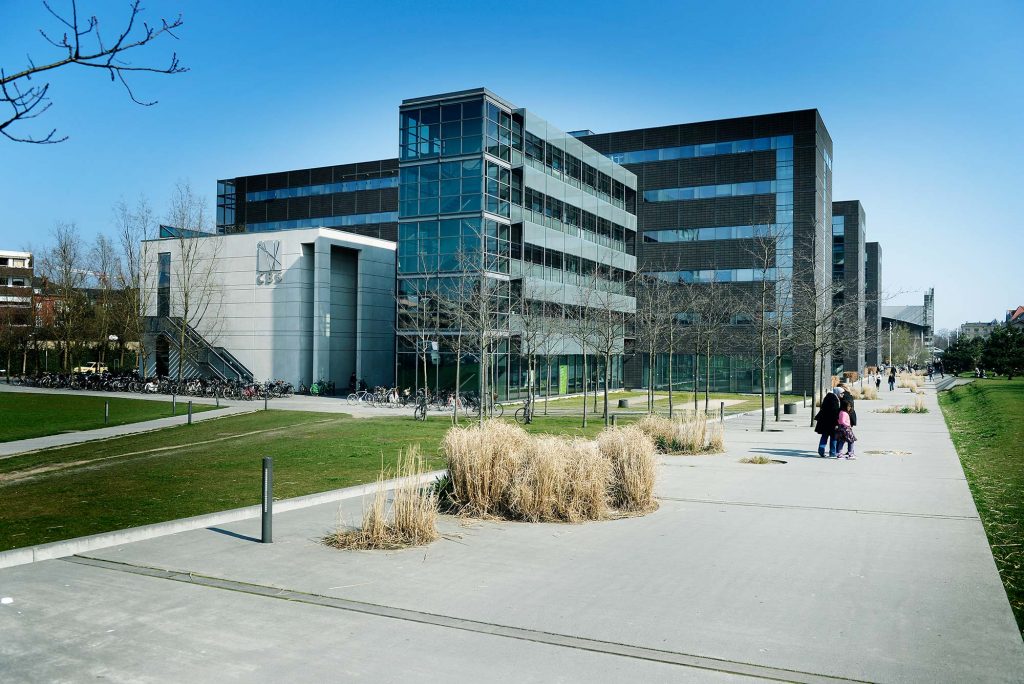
[611,414,617,426]
[803,391,806,408]
[104,400,109,426]
[172,394,176,415]
[261,457,273,543]
[216,395,220,408]
[720,401,725,422]
[264,394,268,411]
[188,401,193,425]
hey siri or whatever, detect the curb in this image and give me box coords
[0,470,446,570]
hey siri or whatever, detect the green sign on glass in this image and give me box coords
[558,365,569,395]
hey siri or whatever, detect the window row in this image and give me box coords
[522,186,631,253]
[653,266,793,284]
[246,176,398,202]
[524,130,633,212]
[246,211,397,232]
[607,135,794,165]
[642,223,791,244]
[644,179,793,203]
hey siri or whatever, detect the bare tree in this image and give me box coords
[163,182,221,383]
[2,0,186,144]
[633,271,672,414]
[511,285,559,422]
[588,270,631,426]
[88,232,118,365]
[38,221,89,369]
[694,278,739,414]
[566,280,599,428]
[113,195,154,372]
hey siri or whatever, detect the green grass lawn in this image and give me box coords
[0,409,637,551]
[0,392,217,442]
[529,389,802,416]
[939,377,1024,635]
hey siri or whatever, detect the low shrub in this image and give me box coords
[706,421,725,452]
[861,386,879,400]
[325,447,438,550]
[739,455,774,464]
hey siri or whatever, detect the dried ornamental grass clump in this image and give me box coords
[597,425,657,513]
[635,412,721,454]
[861,386,879,400]
[739,455,774,464]
[440,421,657,522]
[325,447,439,550]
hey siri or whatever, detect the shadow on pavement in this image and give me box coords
[207,527,261,543]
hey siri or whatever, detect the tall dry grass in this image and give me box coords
[861,385,879,400]
[325,447,438,550]
[635,412,721,454]
[597,426,657,512]
[440,421,657,522]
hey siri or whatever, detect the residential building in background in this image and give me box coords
[578,110,834,393]
[396,89,637,399]
[216,159,399,241]
[960,320,998,340]
[865,241,882,367]
[831,200,867,375]
[0,250,34,328]
[1006,306,1024,328]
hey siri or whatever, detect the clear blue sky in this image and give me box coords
[1,0,1021,331]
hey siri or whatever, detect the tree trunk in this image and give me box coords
[603,352,611,425]
[693,342,700,412]
[453,344,461,425]
[704,341,711,414]
[668,328,674,418]
[581,351,588,428]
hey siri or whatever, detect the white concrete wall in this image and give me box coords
[142,228,395,387]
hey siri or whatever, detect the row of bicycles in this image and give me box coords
[8,371,294,401]
[408,389,534,424]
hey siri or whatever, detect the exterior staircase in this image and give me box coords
[147,316,253,381]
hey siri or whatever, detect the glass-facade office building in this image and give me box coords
[213,98,861,396]
[865,241,882,367]
[578,111,833,393]
[396,89,637,399]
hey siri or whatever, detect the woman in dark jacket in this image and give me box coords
[814,388,842,457]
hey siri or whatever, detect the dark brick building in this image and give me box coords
[832,200,867,375]
[216,158,399,241]
[578,110,834,393]
[865,241,882,367]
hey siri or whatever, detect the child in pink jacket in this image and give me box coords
[835,398,857,459]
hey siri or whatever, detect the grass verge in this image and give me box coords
[939,377,1024,635]
[0,391,216,442]
[0,410,649,551]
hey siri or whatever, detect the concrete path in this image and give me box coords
[1,384,1022,682]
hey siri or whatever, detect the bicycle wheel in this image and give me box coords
[514,408,526,424]
[414,404,427,421]
[347,393,358,405]
[493,403,504,418]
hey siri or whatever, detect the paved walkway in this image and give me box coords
[1,383,1022,682]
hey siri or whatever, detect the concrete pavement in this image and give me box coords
[1,382,1022,682]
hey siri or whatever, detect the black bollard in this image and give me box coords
[264,394,268,411]
[261,457,273,543]
[104,400,109,426]
[720,401,725,422]
[611,414,617,426]
[188,401,193,425]
[172,394,176,415]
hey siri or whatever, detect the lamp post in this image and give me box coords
[108,334,118,370]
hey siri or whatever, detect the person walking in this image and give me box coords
[814,386,843,457]
[839,383,857,428]
[835,398,858,459]
[888,369,896,391]
[875,373,882,392]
